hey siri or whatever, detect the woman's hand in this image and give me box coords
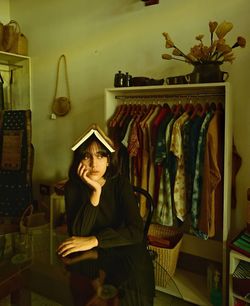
[57,236,98,257]
[77,163,102,192]
[77,163,102,206]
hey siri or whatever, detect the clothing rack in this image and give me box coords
[115,93,225,106]
[0,62,22,68]
[115,92,225,100]
[0,62,23,73]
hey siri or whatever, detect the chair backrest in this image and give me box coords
[132,185,154,241]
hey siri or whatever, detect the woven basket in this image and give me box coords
[2,20,28,55]
[148,223,183,288]
[19,205,50,262]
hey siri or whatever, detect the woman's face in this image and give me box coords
[80,141,109,182]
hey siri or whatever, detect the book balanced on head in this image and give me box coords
[71,123,115,153]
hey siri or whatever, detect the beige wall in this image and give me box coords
[2,0,250,235]
[0,0,9,22]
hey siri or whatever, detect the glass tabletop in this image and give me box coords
[53,244,183,306]
[0,231,184,306]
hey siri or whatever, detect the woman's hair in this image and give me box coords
[68,135,117,181]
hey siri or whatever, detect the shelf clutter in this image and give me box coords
[229,228,250,305]
[230,229,250,258]
[232,260,250,301]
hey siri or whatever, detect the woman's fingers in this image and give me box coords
[57,236,95,257]
[77,163,90,183]
[77,163,85,178]
[58,242,81,257]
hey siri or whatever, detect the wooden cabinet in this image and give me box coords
[104,83,232,306]
[0,51,31,110]
[229,249,250,305]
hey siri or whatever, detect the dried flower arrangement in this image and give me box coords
[162,21,246,65]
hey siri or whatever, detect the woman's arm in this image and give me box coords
[58,180,100,257]
[95,176,144,248]
[61,176,144,255]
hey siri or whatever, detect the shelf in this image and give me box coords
[181,233,223,262]
[105,83,232,306]
[0,51,30,65]
[0,51,31,110]
[229,249,250,305]
[105,83,228,95]
[233,293,250,304]
[230,249,250,273]
[157,268,212,306]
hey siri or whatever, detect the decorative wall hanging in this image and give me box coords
[52,54,71,117]
[0,110,33,217]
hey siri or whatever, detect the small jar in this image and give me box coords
[124,72,132,87]
[114,71,125,87]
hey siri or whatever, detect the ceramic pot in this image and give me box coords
[186,62,229,83]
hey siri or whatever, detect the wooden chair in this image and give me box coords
[132,185,154,243]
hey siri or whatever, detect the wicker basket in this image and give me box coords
[148,223,183,288]
[3,20,28,55]
[19,205,50,262]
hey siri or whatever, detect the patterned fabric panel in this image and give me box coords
[0,110,33,217]
[0,184,32,217]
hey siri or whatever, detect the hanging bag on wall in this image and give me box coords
[52,54,71,117]
[2,20,28,55]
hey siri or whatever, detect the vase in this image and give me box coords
[186,62,229,84]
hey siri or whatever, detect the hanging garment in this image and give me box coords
[191,109,215,234]
[154,114,175,226]
[170,111,189,222]
[182,113,204,212]
[198,106,224,237]
[146,105,162,198]
[153,107,172,205]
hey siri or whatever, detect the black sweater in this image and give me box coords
[64,175,144,248]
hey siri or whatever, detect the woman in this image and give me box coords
[57,130,144,258]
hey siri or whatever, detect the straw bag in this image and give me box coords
[52,54,71,117]
[20,205,50,262]
[2,20,28,55]
[148,223,183,287]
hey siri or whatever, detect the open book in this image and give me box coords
[71,124,115,152]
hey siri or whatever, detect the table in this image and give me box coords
[59,244,184,306]
[48,193,184,305]
[0,259,31,305]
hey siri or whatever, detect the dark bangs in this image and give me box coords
[69,135,116,180]
[76,135,110,159]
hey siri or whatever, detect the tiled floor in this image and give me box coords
[0,290,195,306]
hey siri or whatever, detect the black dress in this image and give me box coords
[65,174,144,248]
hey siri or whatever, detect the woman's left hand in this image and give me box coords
[57,235,98,257]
